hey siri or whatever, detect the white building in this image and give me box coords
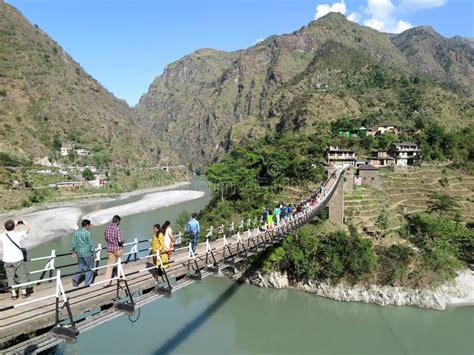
[389,143,422,166]
[326,146,357,167]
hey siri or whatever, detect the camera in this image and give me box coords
[17,220,24,225]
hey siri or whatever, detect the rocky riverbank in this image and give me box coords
[229,268,474,311]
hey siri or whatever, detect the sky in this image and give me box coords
[7,0,474,106]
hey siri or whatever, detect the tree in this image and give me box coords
[427,192,459,218]
[375,207,389,238]
[82,168,94,181]
[91,152,110,169]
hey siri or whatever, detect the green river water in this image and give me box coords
[26,178,472,355]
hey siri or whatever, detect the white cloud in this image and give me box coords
[254,38,264,45]
[314,0,446,34]
[315,1,347,20]
[347,12,361,22]
[395,20,413,33]
[362,0,413,33]
[401,0,446,10]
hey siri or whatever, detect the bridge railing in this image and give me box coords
[0,168,345,344]
[5,167,344,288]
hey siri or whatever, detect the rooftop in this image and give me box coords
[358,164,379,171]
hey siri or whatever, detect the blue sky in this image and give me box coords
[8,0,474,106]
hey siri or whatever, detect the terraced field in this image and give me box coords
[345,167,474,235]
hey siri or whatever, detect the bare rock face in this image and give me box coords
[296,281,448,310]
[247,271,289,289]
[238,268,474,311]
[137,12,473,171]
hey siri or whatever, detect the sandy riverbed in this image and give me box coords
[0,188,204,254]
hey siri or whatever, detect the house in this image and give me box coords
[370,150,395,168]
[54,181,83,189]
[357,164,381,189]
[375,121,400,136]
[389,142,422,166]
[356,160,370,168]
[60,142,76,157]
[337,129,351,137]
[88,173,107,188]
[326,146,357,167]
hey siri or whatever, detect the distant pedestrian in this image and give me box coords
[263,207,269,220]
[71,219,94,287]
[273,206,280,225]
[162,220,174,258]
[187,213,200,253]
[103,215,124,287]
[266,212,274,230]
[0,220,30,299]
[151,224,168,268]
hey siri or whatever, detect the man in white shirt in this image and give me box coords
[0,219,30,299]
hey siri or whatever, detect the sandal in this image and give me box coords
[11,293,18,300]
[21,293,28,299]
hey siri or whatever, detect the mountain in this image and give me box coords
[137,13,474,170]
[0,2,162,167]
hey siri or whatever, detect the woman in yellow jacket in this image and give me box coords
[151,224,169,269]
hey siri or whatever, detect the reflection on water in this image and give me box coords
[57,277,473,355]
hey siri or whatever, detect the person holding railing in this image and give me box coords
[71,219,94,287]
[0,219,30,299]
[103,215,124,287]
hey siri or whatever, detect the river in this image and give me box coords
[26,177,473,355]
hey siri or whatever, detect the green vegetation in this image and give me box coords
[202,130,472,288]
[82,167,94,181]
[203,132,327,228]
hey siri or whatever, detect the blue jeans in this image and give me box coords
[190,232,200,253]
[72,255,94,286]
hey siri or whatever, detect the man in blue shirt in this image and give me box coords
[187,213,200,253]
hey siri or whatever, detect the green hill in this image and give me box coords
[138,13,474,171]
[0,2,162,167]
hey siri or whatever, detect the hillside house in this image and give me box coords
[375,121,400,136]
[60,142,76,157]
[326,146,357,167]
[357,164,381,189]
[370,150,395,167]
[389,142,422,166]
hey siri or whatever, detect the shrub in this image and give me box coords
[375,244,415,286]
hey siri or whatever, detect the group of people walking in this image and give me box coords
[1,175,333,296]
[0,212,203,296]
[263,197,319,230]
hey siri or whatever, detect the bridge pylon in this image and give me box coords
[328,167,353,226]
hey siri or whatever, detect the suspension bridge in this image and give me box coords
[0,168,346,353]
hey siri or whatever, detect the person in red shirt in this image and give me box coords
[103,215,124,286]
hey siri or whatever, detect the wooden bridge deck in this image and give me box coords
[0,168,343,352]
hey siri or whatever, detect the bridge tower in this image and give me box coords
[328,167,353,227]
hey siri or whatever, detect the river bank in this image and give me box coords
[229,268,474,311]
[0,181,206,253]
[0,180,191,218]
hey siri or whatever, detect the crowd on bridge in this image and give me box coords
[0,170,338,300]
[0,212,204,299]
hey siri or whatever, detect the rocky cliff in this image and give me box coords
[0,2,165,166]
[138,13,474,170]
